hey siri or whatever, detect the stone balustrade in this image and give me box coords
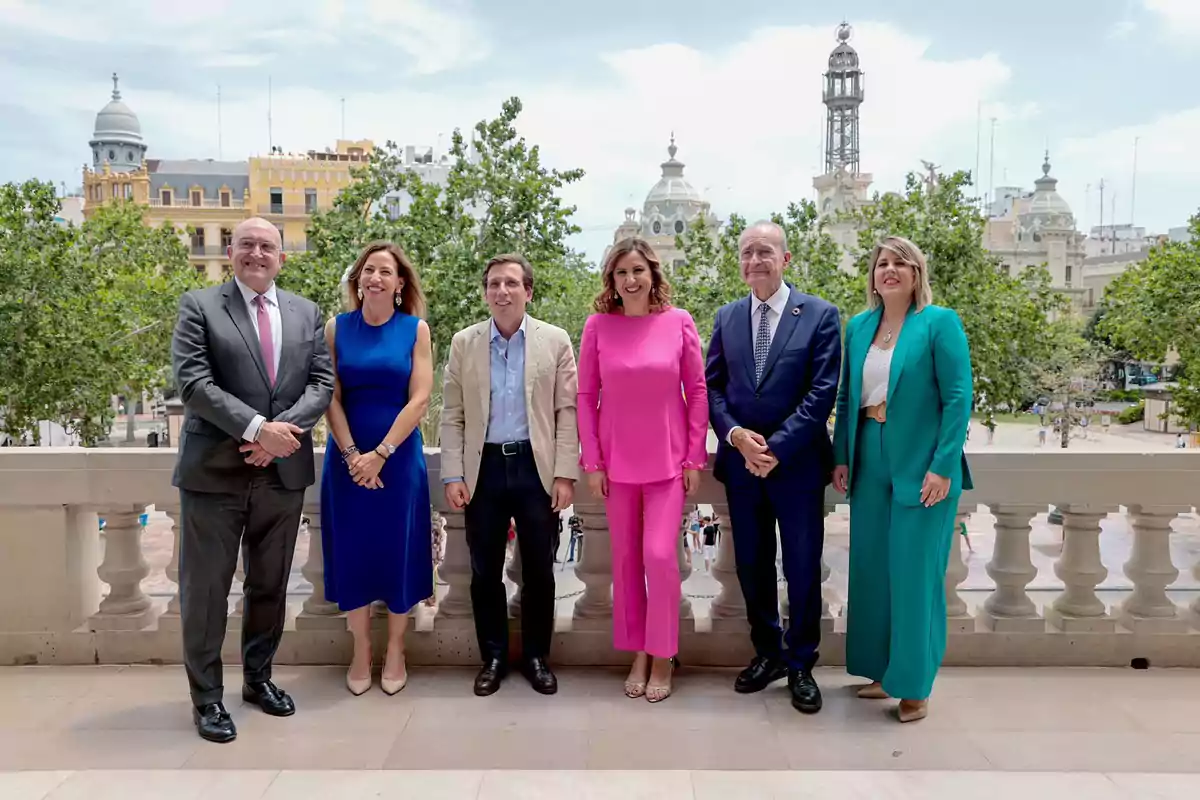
[0,447,1198,667]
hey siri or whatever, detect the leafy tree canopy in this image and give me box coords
[0,182,200,444]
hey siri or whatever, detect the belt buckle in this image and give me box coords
[501,441,518,456]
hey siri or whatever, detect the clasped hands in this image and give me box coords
[238,421,303,468]
[733,428,778,478]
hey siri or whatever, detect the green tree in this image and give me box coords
[672,213,746,342]
[774,200,863,322]
[0,185,199,445]
[1099,213,1200,427]
[1034,318,1109,447]
[852,170,1065,420]
[280,97,591,353]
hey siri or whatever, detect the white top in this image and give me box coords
[748,283,789,343]
[860,345,893,408]
[234,277,282,443]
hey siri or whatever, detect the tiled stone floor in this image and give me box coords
[1,665,1198,782]
[2,769,1199,799]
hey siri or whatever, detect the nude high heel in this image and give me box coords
[898,699,928,723]
[346,669,372,696]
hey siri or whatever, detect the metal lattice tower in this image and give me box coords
[823,22,864,174]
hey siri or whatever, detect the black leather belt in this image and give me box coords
[483,440,531,456]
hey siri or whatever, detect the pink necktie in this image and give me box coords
[253,295,276,386]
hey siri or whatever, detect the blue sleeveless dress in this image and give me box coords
[320,310,432,614]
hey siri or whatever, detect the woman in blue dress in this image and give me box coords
[321,241,433,696]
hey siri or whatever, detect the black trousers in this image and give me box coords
[465,443,557,663]
[179,467,304,707]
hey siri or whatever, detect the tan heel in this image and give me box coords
[346,669,372,696]
[646,657,678,704]
[857,682,888,699]
[625,653,649,699]
[898,699,928,723]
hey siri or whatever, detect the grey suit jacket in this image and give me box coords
[170,280,334,493]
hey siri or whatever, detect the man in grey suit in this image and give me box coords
[171,217,334,743]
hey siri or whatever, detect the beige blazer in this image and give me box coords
[440,315,579,497]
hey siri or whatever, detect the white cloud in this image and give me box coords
[1143,0,1200,35]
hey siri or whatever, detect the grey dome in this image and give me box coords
[1023,152,1073,221]
[91,74,144,147]
[644,137,700,207]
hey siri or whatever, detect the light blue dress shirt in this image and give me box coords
[485,316,530,444]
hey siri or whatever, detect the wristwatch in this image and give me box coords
[377,443,396,459]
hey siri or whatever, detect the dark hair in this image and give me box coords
[593,237,672,314]
[483,253,534,292]
[345,241,426,318]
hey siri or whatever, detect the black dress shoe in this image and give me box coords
[789,668,823,714]
[474,658,507,697]
[521,657,558,695]
[734,656,788,694]
[192,702,237,743]
[242,680,296,717]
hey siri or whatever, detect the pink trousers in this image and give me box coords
[605,477,684,658]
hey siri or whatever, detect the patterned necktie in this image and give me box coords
[253,294,276,386]
[754,302,771,383]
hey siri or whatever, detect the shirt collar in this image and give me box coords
[234,276,278,307]
[750,283,789,316]
[490,315,527,342]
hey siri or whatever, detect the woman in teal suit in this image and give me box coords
[831,235,972,723]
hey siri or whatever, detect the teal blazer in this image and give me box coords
[832,304,974,505]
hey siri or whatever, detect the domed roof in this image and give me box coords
[1024,152,1073,219]
[828,23,860,69]
[644,136,701,208]
[91,73,144,146]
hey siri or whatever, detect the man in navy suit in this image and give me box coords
[705,221,841,714]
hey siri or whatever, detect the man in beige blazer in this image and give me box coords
[441,253,579,696]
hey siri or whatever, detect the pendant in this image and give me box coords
[882,329,893,345]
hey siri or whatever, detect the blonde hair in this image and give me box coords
[593,237,672,314]
[344,241,426,318]
[866,235,933,311]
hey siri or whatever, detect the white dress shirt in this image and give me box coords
[234,277,282,443]
[861,345,893,407]
[728,282,791,445]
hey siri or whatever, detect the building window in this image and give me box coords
[127,150,135,162]
[194,264,207,276]
[275,224,285,244]
[304,188,317,213]
[108,149,115,161]
[190,228,205,255]
[161,189,172,206]
[111,184,118,199]
[124,184,132,200]
[191,190,202,207]
[269,188,283,214]
[221,264,233,280]
[220,191,231,208]
[220,228,233,250]
[674,220,685,235]
[1065,264,1072,285]
[652,220,662,234]
[93,148,99,164]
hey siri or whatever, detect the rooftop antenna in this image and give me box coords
[267,76,274,153]
[1130,136,1140,227]
[986,117,997,213]
[974,101,981,211]
[340,97,346,139]
[217,85,223,159]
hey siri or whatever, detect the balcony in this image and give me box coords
[0,447,1198,780]
[149,198,245,210]
[188,245,227,257]
[258,203,316,217]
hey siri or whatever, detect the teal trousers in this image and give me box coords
[845,419,957,701]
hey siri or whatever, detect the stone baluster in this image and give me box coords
[1045,504,1116,632]
[980,504,1043,631]
[158,507,183,631]
[506,535,523,618]
[572,505,613,628]
[89,505,158,631]
[709,502,747,631]
[944,505,974,633]
[1119,505,1190,633]
[1192,541,1200,630]
[433,509,474,625]
[678,509,695,630]
[296,510,344,630]
[819,503,839,632]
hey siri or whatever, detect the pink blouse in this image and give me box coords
[577,307,709,484]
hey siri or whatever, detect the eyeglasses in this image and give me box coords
[235,240,279,255]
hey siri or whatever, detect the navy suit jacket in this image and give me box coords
[705,286,842,490]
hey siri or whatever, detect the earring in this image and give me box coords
[356,287,364,301]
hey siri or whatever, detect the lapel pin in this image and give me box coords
[792,307,801,316]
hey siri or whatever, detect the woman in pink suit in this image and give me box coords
[578,237,708,703]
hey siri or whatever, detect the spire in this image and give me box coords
[668,131,677,160]
[660,134,684,177]
[1042,148,1051,177]
[111,72,121,101]
[836,21,853,42]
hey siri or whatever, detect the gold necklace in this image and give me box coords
[882,328,894,345]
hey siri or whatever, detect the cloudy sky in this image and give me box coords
[2,0,1197,262]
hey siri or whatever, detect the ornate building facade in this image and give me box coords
[81,74,375,281]
[608,136,718,269]
[983,152,1087,311]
